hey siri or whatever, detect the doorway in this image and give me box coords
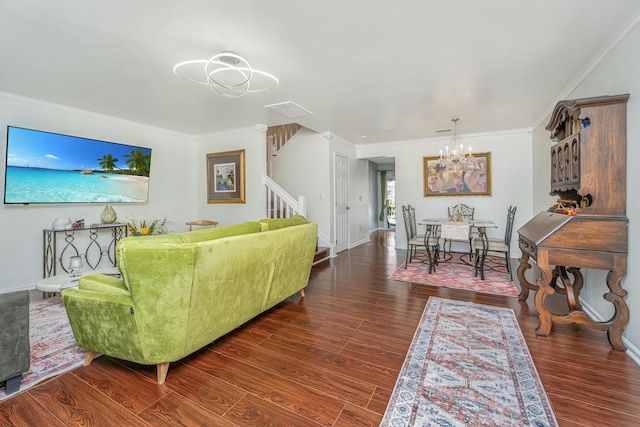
[334,153,349,253]
[385,172,396,228]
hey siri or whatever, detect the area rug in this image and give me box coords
[381,297,557,426]
[0,296,86,402]
[389,253,519,297]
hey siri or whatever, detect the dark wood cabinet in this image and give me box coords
[546,94,628,215]
[517,94,630,351]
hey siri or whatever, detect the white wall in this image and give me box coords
[0,93,195,293]
[269,129,372,250]
[194,126,267,225]
[531,21,640,357]
[358,128,533,254]
[271,128,331,238]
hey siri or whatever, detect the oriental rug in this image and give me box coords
[381,297,557,426]
[389,253,519,297]
[0,296,87,402]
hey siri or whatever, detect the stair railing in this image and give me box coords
[262,174,306,218]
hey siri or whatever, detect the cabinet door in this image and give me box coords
[570,135,580,184]
[550,136,580,192]
[562,141,570,184]
[550,147,558,188]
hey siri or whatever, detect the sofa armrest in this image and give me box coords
[61,290,148,363]
[78,274,130,296]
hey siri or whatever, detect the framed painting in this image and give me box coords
[423,152,492,197]
[206,149,246,203]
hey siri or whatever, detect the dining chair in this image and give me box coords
[402,205,421,267]
[407,205,424,238]
[473,205,517,279]
[444,203,475,257]
[402,205,440,271]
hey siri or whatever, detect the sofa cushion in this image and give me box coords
[258,215,309,231]
[180,221,262,243]
[77,274,130,296]
[116,221,261,253]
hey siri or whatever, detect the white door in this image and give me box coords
[335,154,349,253]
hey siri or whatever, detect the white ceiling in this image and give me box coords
[0,1,638,144]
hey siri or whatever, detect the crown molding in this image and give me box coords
[356,127,532,151]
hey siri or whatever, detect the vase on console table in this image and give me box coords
[100,203,117,224]
[52,217,72,230]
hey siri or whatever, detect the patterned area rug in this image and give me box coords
[381,297,557,426]
[0,296,86,402]
[389,253,519,297]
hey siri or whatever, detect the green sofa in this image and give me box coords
[62,215,317,384]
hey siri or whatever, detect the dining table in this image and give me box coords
[418,218,497,277]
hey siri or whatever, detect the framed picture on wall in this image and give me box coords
[206,149,246,203]
[423,152,492,197]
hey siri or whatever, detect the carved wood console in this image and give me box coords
[517,94,629,351]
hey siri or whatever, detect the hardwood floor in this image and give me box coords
[2,229,640,426]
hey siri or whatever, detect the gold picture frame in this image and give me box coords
[206,149,246,203]
[423,152,492,197]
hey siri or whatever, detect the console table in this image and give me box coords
[517,94,629,351]
[43,224,127,277]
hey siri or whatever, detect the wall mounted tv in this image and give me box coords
[4,126,152,204]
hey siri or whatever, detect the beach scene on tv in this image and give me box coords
[4,127,152,204]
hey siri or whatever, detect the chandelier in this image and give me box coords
[173,51,279,98]
[439,118,472,169]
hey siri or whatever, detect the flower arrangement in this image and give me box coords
[126,217,168,236]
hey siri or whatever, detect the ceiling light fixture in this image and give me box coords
[439,118,472,171]
[173,51,279,98]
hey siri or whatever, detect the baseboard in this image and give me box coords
[2,282,37,293]
[580,298,640,366]
[349,237,370,249]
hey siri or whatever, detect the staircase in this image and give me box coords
[263,123,306,219]
[312,246,331,266]
[266,123,302,178]
[263,123,331,266]
[263,175,330,266]
[267,123,302,155]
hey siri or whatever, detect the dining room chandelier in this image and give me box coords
[173,51,279,98]
[439,118,472,167]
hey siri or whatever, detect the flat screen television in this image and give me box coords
[4,126,152,204]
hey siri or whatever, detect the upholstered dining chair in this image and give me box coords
[186,220,219,231]
[444,203,475,256]
[474,205,517,280]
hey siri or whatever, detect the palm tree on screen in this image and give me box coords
[97,154,119,172]
[124,149,151,176]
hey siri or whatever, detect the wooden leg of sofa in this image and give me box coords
[83,350,98,366]
[300,288,306,298]
[157,362,170,384]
